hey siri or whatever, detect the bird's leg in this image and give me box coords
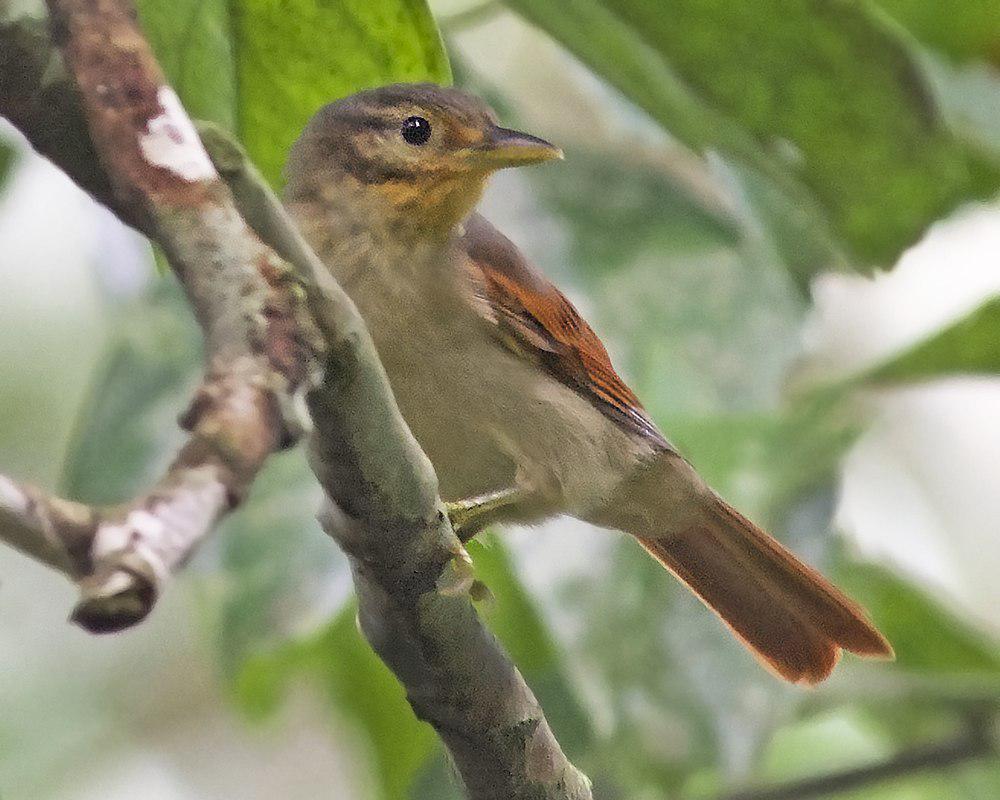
[445,487,527,542]
[438,488,528,601]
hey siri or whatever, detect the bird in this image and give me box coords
[283,83,893,685]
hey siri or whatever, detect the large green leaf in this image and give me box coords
[872,0,1000,67]
[135,0,237,130]
[506,0,998,267]
[138,0,452,185]
[863,295,1000,384]
[234,0,451,184]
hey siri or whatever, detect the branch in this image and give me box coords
[720,714,997,800]
[0,0,320,630]
[198,120,594,800]
[0,441,241,631]
[0,5,141,229]
[1,2,593,796]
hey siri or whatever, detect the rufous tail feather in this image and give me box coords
[633,495,892,684]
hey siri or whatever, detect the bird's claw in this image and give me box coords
[445,488,523,542]
[436,542,475,597]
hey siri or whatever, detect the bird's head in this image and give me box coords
[285,83,562,236]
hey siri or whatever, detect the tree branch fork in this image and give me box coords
[0,1,591,797]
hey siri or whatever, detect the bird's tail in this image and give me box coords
[593,454,893,685]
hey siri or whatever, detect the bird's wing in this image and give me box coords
[459,214,670,449]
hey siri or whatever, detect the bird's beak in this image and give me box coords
[464,126,564,169]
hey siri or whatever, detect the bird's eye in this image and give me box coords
[401,116,432,145]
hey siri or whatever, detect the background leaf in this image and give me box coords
[235,604,438,800]
[138,0,452,185]
[871,0,1000,66]
[506,0,998,267]
[863,296,1000,384]
[135,0,237,130]
[59,281,200,504]
[835,561,1000,675]
[233,0,452,184]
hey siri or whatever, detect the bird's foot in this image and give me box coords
[434,541,495,605]
[445,487,524,542]
[436,541,475,597]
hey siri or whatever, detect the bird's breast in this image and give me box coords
[345,246,521,499]
[292,206,646,514]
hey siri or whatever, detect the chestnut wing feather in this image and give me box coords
[460,214,669,449]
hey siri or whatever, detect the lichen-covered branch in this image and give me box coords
[0,1,592,796]
[0,0,321,630]
[0,445,237,632]
[0,4,140,229]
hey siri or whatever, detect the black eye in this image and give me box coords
[401,116,432,145]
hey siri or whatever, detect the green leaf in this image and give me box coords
[135,0,237,130]
[59,281,201,504]
[506,0,998,266]
[863,295,1000,384]
[0,138,15,190]
[835,562,1000,674]
[138,0,452,185]
[235,603,438,800]
[872,0,1000,66]
[232,0,451,184]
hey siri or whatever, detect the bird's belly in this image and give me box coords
[371,305,520,499]
[356,279,645,514]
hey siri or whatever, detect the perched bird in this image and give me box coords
[284,83,892,684]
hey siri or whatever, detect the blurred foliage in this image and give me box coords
[505,0,999,270]
[862,296,1000,384]
[137,0,451,185]
[59,281,199,504]
[837,562,1000,676]
[236,603,439,800]
[872,0,1000,66]
[0,139,14,190]
[531,151,806,410]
